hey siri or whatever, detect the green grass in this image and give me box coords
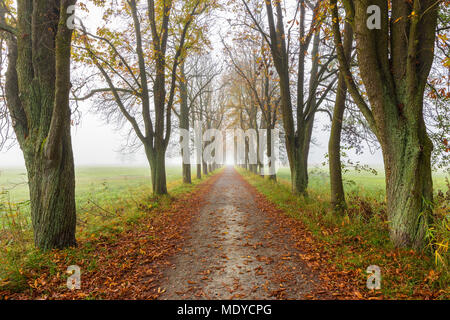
[276,166,449,200]
[239,167,449,299]
[2,165,446,204]
[0,168,29,202]
[0,165,217,294]
[0,166,198,203]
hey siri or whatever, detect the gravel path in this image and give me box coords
[159,167,319,300]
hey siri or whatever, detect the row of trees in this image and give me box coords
[0,0,448,251]
[0,0,222,249]
[225,0,449,249]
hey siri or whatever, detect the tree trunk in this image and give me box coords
[292,29,320,196]
[179,63,191,184]
[291,146,308,195]
[183,163,192,184]
[26,139,77,249]
[331,0,438,248]
[383,107,433,248]
[267,128,276,181]
[328,106,347,212]
[4,0,77,249]
[329,22,353,213]
[202,158,208,175]
[153,148,168,195]
[244,138,250,171]
[233,136,240,166]
[197,163,202,179]
[146,144,168,195]
[302,113,315,191]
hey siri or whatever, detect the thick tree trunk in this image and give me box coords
[146,145,168,195]
[4,0,77,249]
[382,103,433,249]
[384,128,433,248]
[290,120,314,195]
[153,148,168,195]
[25,137,77,249]
[330,0,438,248]
[291,155,307,194]
[329,22,353,213]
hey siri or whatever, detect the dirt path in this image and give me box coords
[159,167,321,300]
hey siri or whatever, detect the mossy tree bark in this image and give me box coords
[3,0,77,250]
[331,0,439,248]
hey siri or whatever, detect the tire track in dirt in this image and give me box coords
[159,167,321,300]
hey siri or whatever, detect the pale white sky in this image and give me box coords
[0,1,384,169]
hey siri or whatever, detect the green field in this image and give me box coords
[276,166,448,202]
[1,166,448,205]
[0,165,202,244]
[0,165,215,292]
[0,166,448,296]
[0,166,196,204]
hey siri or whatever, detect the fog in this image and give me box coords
[0,103,384,168]
[0,1,384,169]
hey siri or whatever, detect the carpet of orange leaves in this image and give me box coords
[0,174,221,300]
[243,174,447,300]
[1,170,446,300]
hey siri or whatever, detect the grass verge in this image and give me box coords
[237,168,449,300]
[0,168,222,298]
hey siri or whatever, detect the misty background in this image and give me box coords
[0,1,384,169]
